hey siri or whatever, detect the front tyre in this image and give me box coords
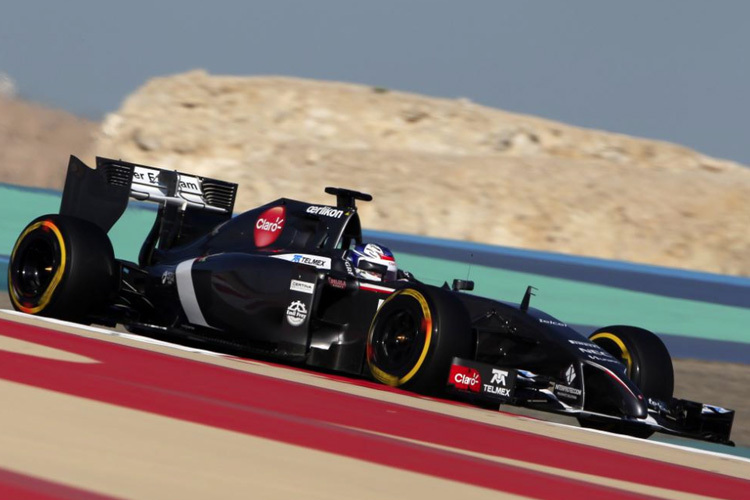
[366,285,472,395]
[8,214,116,322]
[589,325,674,401]
[579,325,674,439]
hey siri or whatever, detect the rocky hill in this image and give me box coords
[0,96,97,189]
[2,70,748,276]
[94,71,750,276]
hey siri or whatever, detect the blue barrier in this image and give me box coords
[2,183,748,362]
[365,230,750,308]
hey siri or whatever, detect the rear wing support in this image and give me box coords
[60,156,238,262]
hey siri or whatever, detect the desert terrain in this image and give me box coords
[3,71,750,276]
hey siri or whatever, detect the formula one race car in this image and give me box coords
[8,156,735,445]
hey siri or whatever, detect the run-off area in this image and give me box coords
[0,313,748,500]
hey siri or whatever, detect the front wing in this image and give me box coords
[446,358,735,446]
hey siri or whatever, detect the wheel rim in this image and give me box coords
[371,308,424,374]
[15,237,59,297]
[590,332,633,376]
[10,220,66,314]
[367,289,433,386]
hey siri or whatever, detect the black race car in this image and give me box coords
[8,156,735,445]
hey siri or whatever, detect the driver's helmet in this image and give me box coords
[348,243,397,282]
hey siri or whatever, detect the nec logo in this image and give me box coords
[449,365,481,393]
[490,369,508,386]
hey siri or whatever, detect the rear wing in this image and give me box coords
[130,162,235,213]
[60,156,237,262]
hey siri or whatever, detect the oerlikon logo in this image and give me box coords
[254,206,286,247]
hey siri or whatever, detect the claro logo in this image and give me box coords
[254,206,286,247]
[449,365,481,393]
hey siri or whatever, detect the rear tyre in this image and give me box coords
[366,285,472,395]
[579,325,674,438]
[8,214,116,322]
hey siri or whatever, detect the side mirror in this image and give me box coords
[452,279,474,292]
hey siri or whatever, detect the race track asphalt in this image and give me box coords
[1,310,749,499]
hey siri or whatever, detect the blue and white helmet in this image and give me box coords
[348,243,398,282]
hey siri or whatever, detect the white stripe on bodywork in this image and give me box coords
[176,259,211,327]
[359,283,395,294]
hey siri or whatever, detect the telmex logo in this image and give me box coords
[271,253,332,269]
[490,369,508,386]
[254,206,286,247]
[291,255,327,267]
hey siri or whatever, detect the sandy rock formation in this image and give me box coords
[94,70,750,276]
[0,96,97,189]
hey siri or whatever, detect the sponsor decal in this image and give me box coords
[554,383,582,401]
[132,167,203,194]
[578,347,610,357]
[292,254,328,267]
[161,270,175,286]
[483,384,511,397]
[483,368,512,397]
[565,364,577,384]
[344,260,355,275]
[178,178,201,193]
[290,279,314,294]
[448,365,482,393]
[286,300,308,326]
[482,368,517,399]
[447,360,517,400]
[306,205,344,218]
[490,369,509,386]
[649,398,670,413]
[326,277,347,289]
[568,339,616,363]
[272,253,332,269]
[578,353,616,364]
[538,318,568,328]
[254,206,286,247]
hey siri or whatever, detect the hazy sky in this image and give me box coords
[2,1,749,165]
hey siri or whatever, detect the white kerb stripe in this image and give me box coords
[176,259,211,327]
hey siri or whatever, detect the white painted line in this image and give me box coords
[176,259,211,327]
[3,308,748,465]
[518,410,750,464]
[1,309,226,358]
